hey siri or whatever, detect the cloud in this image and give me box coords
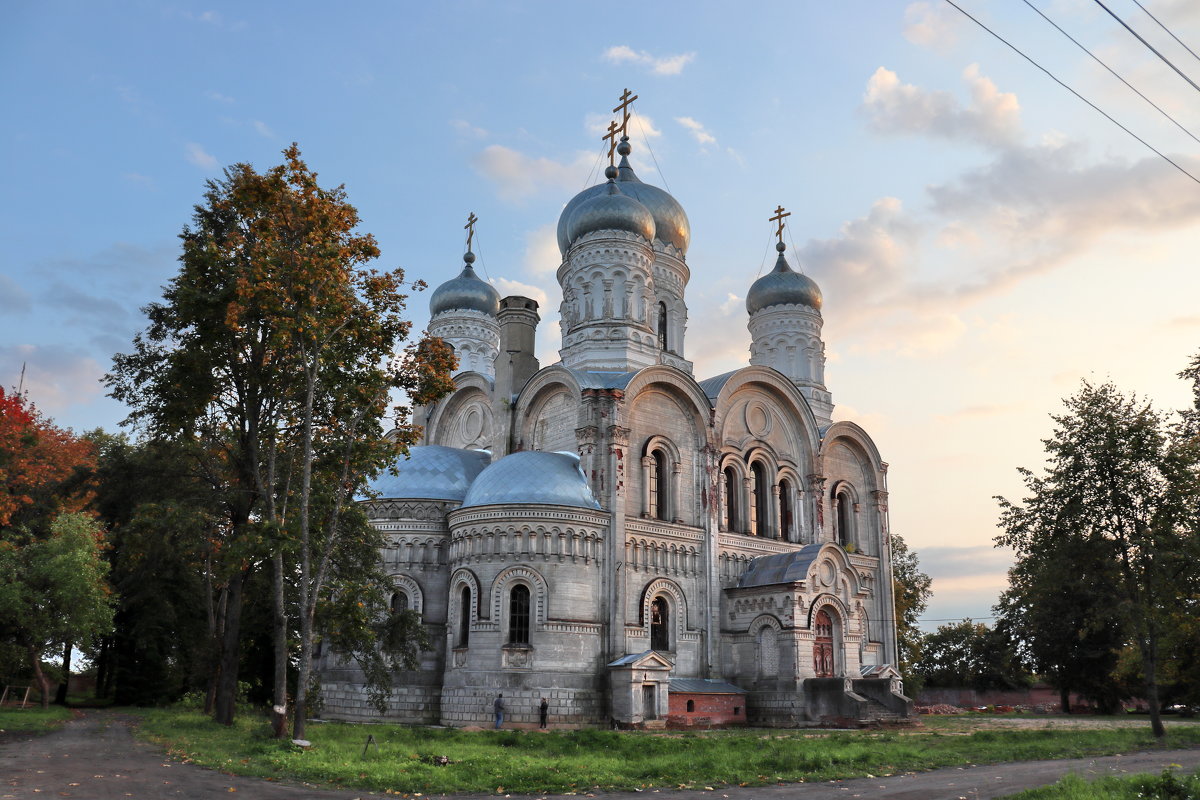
[903,2,961,51]
[185,142,218,170]
[472,145,594,203]
[603,45,695,76]
[122,172,155,189]
[862,64,1020,147]
[719,292,742,315]
[252,120,274,138]
[0,344,106,416]
[523,224,561,276]
[585,112,662,139]
[490,277,548,308]
[918,544,1014,581]
[0,275,31,314]
[1165,315,1200,329]
[451,119,489,139]
[181,9,221,24]
[205,90,235,104]
[676,116,717,147]
[935,404,1016,422]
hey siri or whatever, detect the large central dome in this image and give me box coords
[557,139,690,256]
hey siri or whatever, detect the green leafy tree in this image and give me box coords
[918,618,1030,691]
[997,380,1200,737]
[0,513,114,707]
[890,533,932,693]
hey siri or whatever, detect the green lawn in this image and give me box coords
[999,767,1200,799]
[132,710,1200,795]
[0,705,73,735]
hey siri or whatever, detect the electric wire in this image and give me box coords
[1092,0,1200,95]
[943,0,1200,186]
[633,112,672,194]
[1022,0,1200,146]
[1131,0,1200,66]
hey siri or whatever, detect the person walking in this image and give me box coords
[493,693,505,729]
[538,697,549,729]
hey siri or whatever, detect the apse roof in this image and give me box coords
[460,450,601,510]
[668,678,746,694]
[364,445,491,502]
[736,543,824,588]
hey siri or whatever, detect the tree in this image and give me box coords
[996,380,1200,737]
[918,619,1030,691]
[890,533,931,693]
[107,144,454,728]
[0,513,114,707]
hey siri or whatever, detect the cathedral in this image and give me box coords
[317,93,911,728]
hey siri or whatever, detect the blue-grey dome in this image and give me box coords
[460,451,601,509]
[746,247,822,315]
[557,142,690,256]
[567,180,655,245]
[366,445,491,502]
[429,255,501,318]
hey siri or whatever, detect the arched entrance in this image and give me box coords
[813,608,835,677]
[650,596,670,651]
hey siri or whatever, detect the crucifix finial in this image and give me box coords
[603,120,621,167]
[769,205,791,242]
[613,88,638,136]
[464,212,478,252]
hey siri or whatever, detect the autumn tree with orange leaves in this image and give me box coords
[107,145,455,731]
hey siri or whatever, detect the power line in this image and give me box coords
[942,0,1200,186]
[1022,0,1200,146]
[1092,0,1200,95]
[1131,0,1200,66]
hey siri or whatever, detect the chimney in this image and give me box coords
[492,296,540,455]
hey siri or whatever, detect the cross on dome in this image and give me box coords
[603,120,621,166]
[464,212,478,252]
[613,88,638,136]
[769,205,791,243]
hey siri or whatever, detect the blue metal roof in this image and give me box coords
[364,445,491,502]
[460,450,601,510]
[668,678,746,694]
[737,543,824,588]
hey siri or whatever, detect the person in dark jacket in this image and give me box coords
[493,693,505,729]
[538,697,549,728]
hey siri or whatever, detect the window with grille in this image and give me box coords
[509,584,531,645]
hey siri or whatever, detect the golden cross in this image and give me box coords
[464,212,478,251]
[613,88,638,135]
[769,205,791,242]
[603,120,621,166]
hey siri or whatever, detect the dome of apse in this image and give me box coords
[460,451,601,510]
[746,243,823,315]
[429,253,501,317]
[557,139,690,256]
[365,445,492,502]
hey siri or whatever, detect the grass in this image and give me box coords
[132,709,1200,795]
[999,767,1200,799]
[0,705,73,736]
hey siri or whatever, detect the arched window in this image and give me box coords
[650,596,670,651]
[757,626,779,677]
[723,467,738,532]
[750,462,768,537]
[457,586,471,648]
[686,699,695,712]
[779,478,793,541]
[649,448,668,519]
[657,301,669,350]
[836,491,854,547]
[814,609,835,677]
[508,584,531,645]
[390,591,409,614]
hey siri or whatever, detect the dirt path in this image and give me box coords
[1,709,1197,800]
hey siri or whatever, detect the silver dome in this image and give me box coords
[460,450,601,509]
[746,247,823,314]
[365,445,491,502]
[557,147,690,256]
[429,255,501,317]
[567,181,655,244]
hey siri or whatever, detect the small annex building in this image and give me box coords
[316,93,912,729]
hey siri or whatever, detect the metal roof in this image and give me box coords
[668,678,746,694]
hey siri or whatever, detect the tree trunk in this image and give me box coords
[205,582,227,716]
[1139,639,1165,738]
[55,642,72,705]
[94,636,110,699]
[28,645,51,710]
[1059,686,1069,714]
[213,571,246,726]
[271,551,288,738]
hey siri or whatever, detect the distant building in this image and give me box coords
[317,95,910,728]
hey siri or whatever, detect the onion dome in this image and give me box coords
[364,445,491,502]
[460,451,601,509]
[429,251,501,317]
[566,168,655,245]
[746,242,823,314]
[557,137,690,256]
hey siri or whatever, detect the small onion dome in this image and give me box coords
[566,174,656,245]
[460,451,601,509]
[557,138,690,256]
[746,242,823,314]
[362,445,491,502]
[429,251,501,317]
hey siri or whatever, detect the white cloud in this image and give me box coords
[603,45,695,76]
[0,344,105,416]
[585,112,662,139]
[472,145,594,203]
[205,90,235,104]
[489,277,548,308]
[523,224,561,276]
[252,120,274,138]
[451,119,489,138]
[862,64,1020,148]
[0,275,31,314]
[718,292,742,315]
[676,116,717,147]
[185,142,219,170]
[903,2,961,51]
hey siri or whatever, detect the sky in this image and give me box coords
[3,1,1200,630]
